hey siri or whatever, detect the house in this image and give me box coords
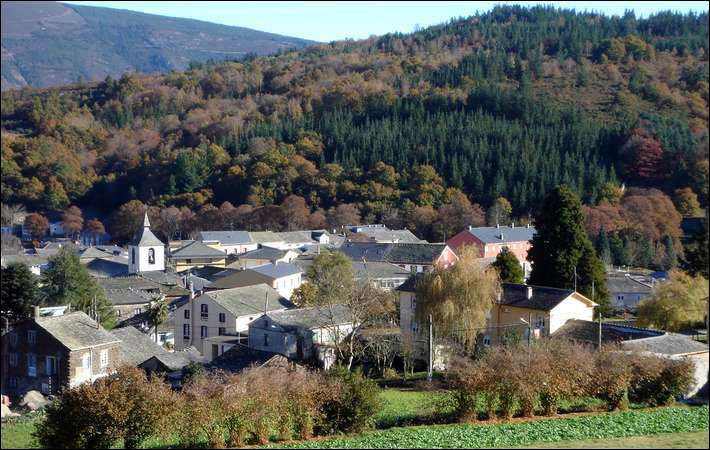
[447,224,535,276]
[206,344,305,374]
[553,320,709,397]
[352,260,412,291]
[128,213,165,274]
[199,231,256,255]
[208,262,303,299]
[0,254,49,276]
[173,284,292,360]
[95,276,163,321]
[169,240,227,273]
[110,326,169,367]
[397,278,596,360]
[230,247,299,270]
[247,304,353,369]
[48,221,65,237]
[2,310,120,399]
[351,226,424,244]
[248,230,333,251]
[607,272,656,312]
[339,242,458,273]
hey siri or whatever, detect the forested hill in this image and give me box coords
[1,1,314,90]
[1,5,708,242]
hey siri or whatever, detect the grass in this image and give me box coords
[519,430,709,448]
[1,412,43,449]
[281,405,709,448]
[375,389,455,428]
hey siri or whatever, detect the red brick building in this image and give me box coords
[446,224,536,263]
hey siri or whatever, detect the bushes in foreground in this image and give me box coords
[34,364,382,448]
[447,340,695,421]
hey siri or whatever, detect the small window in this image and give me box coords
[9,353,18,367]
[201,326,208,338]
[183,324,190,338]
[263,333,269,347]
[186,259,192,264]
[46,356,57,375]
[219,313,226,323]
[536,315,545,329]
[482,336,491,346]
[148,248,155,264]
[100,349,109,368]
[200,304,208,319]
[184,309,190,320]
[132,248,136,265]
[27,330,37,345]
[81,353,91,369]
[218,327,226,336]
[27,353,37,377]
[410,297,416,310]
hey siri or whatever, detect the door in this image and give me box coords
[212,344,219,360]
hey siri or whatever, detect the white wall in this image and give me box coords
[272,273,303,300]
[548,295,595,334]
[128,245,164,274]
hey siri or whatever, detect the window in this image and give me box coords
[148,248,155,264]
[9,332,17,347]
[8,377,17,388]
[183,324,190,339]
[100,349,109,368]
[117,310,122,317]
[132,248,136,265]
[218,313,226,323]
[81,353,91,370]
[9,353,18,367]
[482,335,491,346]
[27,353,37,377]
[218,327,226,336]
[186,259,192,264]
[27,330,37,345]
[263,333,269,347]
[536,315,545,330]
[410,297,416,310]
[411,323,418,334]
[200,304,208,319]
[184,309,190,320]
[201,326,208,338]
[134,308,142,316]
[46,356,57,375]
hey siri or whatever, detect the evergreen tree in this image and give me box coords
[596,228,612,266]
[528,185,595,291]
[492,247,524,283]
[685,218,709,278]
[41,247,115,328]
[661,234,677,270]
[1,263,41,322]
[577,241,611,316]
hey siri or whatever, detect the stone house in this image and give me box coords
[339,242,458,273]
[199,231,257,255]
[169,240,227,273]
[2,310,120,399]
[230,247,299,270]
[208,262,303,300]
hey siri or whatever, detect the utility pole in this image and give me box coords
[573,266,577,292]
[528,312,532,348]
[598,313,602,350]
[427,314,433,384]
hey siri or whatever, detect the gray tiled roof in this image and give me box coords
[355,228,424,243]
[207,344,295,373]
[239,247,287,261]
[248,231,283,243]
[111,326,167,366]
[339,242,448,265]
[204,284,292,317]
[36,311,119,351]
[466,225,536,244]
[149,351,199,371]
[265,304,352,330]
[351,261,411,280]
[170,240,226,259]
[85,256,129,277]
[606,274,654,294]
[129,216,164,247]
[250,262,302,279]
[199,231,252,245]
[95,276,163,291]
[552,320,709,356]
[277,230,328,244]
[499,283,578,311]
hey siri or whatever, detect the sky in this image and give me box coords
[63,1,709,42]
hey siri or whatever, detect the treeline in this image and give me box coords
[1,6,707,234]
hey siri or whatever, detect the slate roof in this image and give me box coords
[339,242,448,265]
[199,231,252,245]
[207,269,272,290]
[147,351,200,372]
[239,247,287,261]
[606,274,654,294]
[207,344,297,373]
[248,231,283,244]
[552,320,709,356]
[0,254,49,268]
[498,283,588,311]
[250,262,302,279]
[465,225,536,244]
[111,326,168,366]
[170,240,226,259]
[95,276,163,291]
[84,256,129,277]
[35,312,119,351]
[265,304,352,330]
[355,228,424,243]
[278,230,328,244]
[351,261,411,280]
[396,274,424,293]
[129,214,164,247]
[203,284,293,317]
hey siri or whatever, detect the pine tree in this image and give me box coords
[492,247,524,283]
[661,234,677,270]
[596,228,612,265]
[577,241,611,316]
[1,263,41,322]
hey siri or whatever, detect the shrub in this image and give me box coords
[321,365,383,434]
[35,366,175,449]
[592,351,632,411]
[628,355,695,406]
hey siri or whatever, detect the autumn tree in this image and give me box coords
[636,270,708,332]
[327,204,361,230]
[85,218,106,245]
[619,130,664,184]
[673,187,702,217]
[24,212,49,240]
[62,205,84,240]
[492,247,524,284]
[281,194,311,231]
[415,246,501,351]
[487,197,512,226]
[111,200,146,244]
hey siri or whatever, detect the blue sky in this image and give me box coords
[63,1,709,42]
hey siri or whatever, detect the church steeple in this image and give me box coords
[143,211,151,228]
[128,211,165,274]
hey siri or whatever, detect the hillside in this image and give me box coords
[1,5,708,247]
[1,1,314,90]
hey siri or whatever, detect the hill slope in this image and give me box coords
[1,1,314,90]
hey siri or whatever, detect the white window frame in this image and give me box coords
[201,304,209,320]
[218,312,226,323]
[81,352,91,370]
[536,315,546,330]
[100,349,109,368]
[201,326,208,338]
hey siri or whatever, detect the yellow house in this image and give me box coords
[169,240,226,273]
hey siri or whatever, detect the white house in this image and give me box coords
[173,284,292,361]
[247,304,353,369]
[198,231,257,255]
[208,262,303,300]
[128,213,165,274]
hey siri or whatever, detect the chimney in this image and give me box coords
[526,286,533,300]
[33,305,40,320]
[468,225,473,231]
[500,232,505,241]
[511,221,515,229]
[189,280,195,300]
[496,223,500,229]
[526,223,531,229]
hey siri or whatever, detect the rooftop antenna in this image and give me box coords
[264,292,269,316]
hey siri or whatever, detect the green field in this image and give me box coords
[375,389,455,428]
[282,406,709,449]
[520,431,709,448]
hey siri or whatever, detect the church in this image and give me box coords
[128,212,165,274]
